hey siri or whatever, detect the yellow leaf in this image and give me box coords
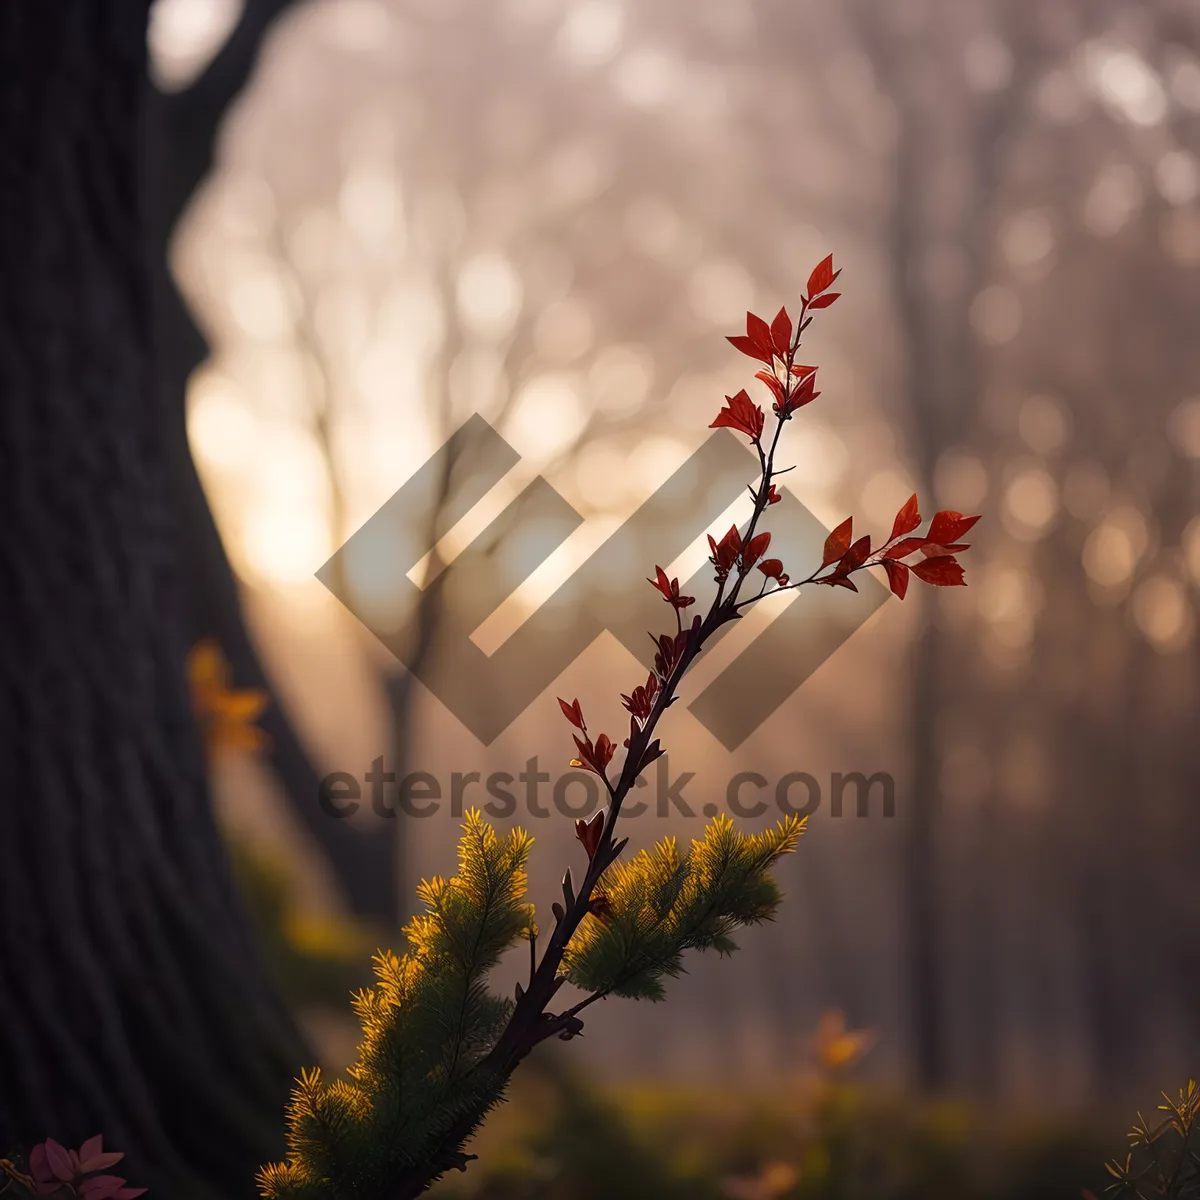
[814,1010,875,1073]
[188,639,270,756]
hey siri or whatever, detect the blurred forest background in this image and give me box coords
[3,0,1199,1195]
[166,0,1200,1103]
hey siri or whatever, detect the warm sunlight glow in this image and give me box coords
[187,371,258,470]
[1018,395,1071,454]
[1183,515,1200,586]
[557,0,624,67]
[505,373,589,462]
[1168,396,1200,458]
[1003,466,1059,540]
[339,166,403,245]
[243,505,332,585]
[1083,506,1149,589]
[861,468,915,529]
[456,253,524,342]
[688,257,756,326]
[588,342,654,415]
[935,450,989,510]
[1132,574,1193,652]
[1083,40,1168,127]
[227,258,297,341]
[533,297,595,363]
[148,0,242,90]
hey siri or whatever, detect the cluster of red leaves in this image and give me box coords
[708,525,772,583]
[713,255,842,441]
[814,497,978,600]
[556,254,978,866]
[620,671,659,723]
[558,697,617,781]
[22,1137,144,1199]
[648,565,694,611]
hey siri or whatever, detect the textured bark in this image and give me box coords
[0,6,302,1195]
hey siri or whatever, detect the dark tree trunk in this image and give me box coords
[0,6,302,1195]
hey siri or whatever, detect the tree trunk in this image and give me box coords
[0,6,301,1195]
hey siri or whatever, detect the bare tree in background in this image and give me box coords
[846,0,1200,1096]
[146,0,400,922]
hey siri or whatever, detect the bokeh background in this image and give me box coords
[150,0,1200,1189]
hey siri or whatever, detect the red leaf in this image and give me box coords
[726,334,773,365]
[716,525,742,554]
[783,369,820,415]
[912,555,967,586]
[807,292,840,309]
[822,575,859,592]
[29,1145,49,1186]
[885,536,927,559]
[648,566,693,609]
[770,305,792,356]
[81,1178,135,1200]
[575,810,605,859]
[80,1177,127,1200]
[890,494,921,541]
[790,363,817,379]
[595,734,615,766]
[708,524,743,580]
[755,369,786,404]
[620,671,659,722]
[742,530,772,568]
[638,740,665,772]
[46,1141,75,1183]
[710,389,765,442]
[928,510,981,545]
[822,517,853,567]
[557,697,585,730]
[81,1154,125,1175]
[807,254,836,299]
[766,483,782,504]
[841,534,872,572]
[883,559,909,600]
[757,558,786,580]
[572,731,615,776]
[746,311,774,358]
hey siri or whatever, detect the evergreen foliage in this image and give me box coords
[563,813,804,1001]
[257,814,535,1198]
[258,812,800,1198]
[1092,1079,1200,1199]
